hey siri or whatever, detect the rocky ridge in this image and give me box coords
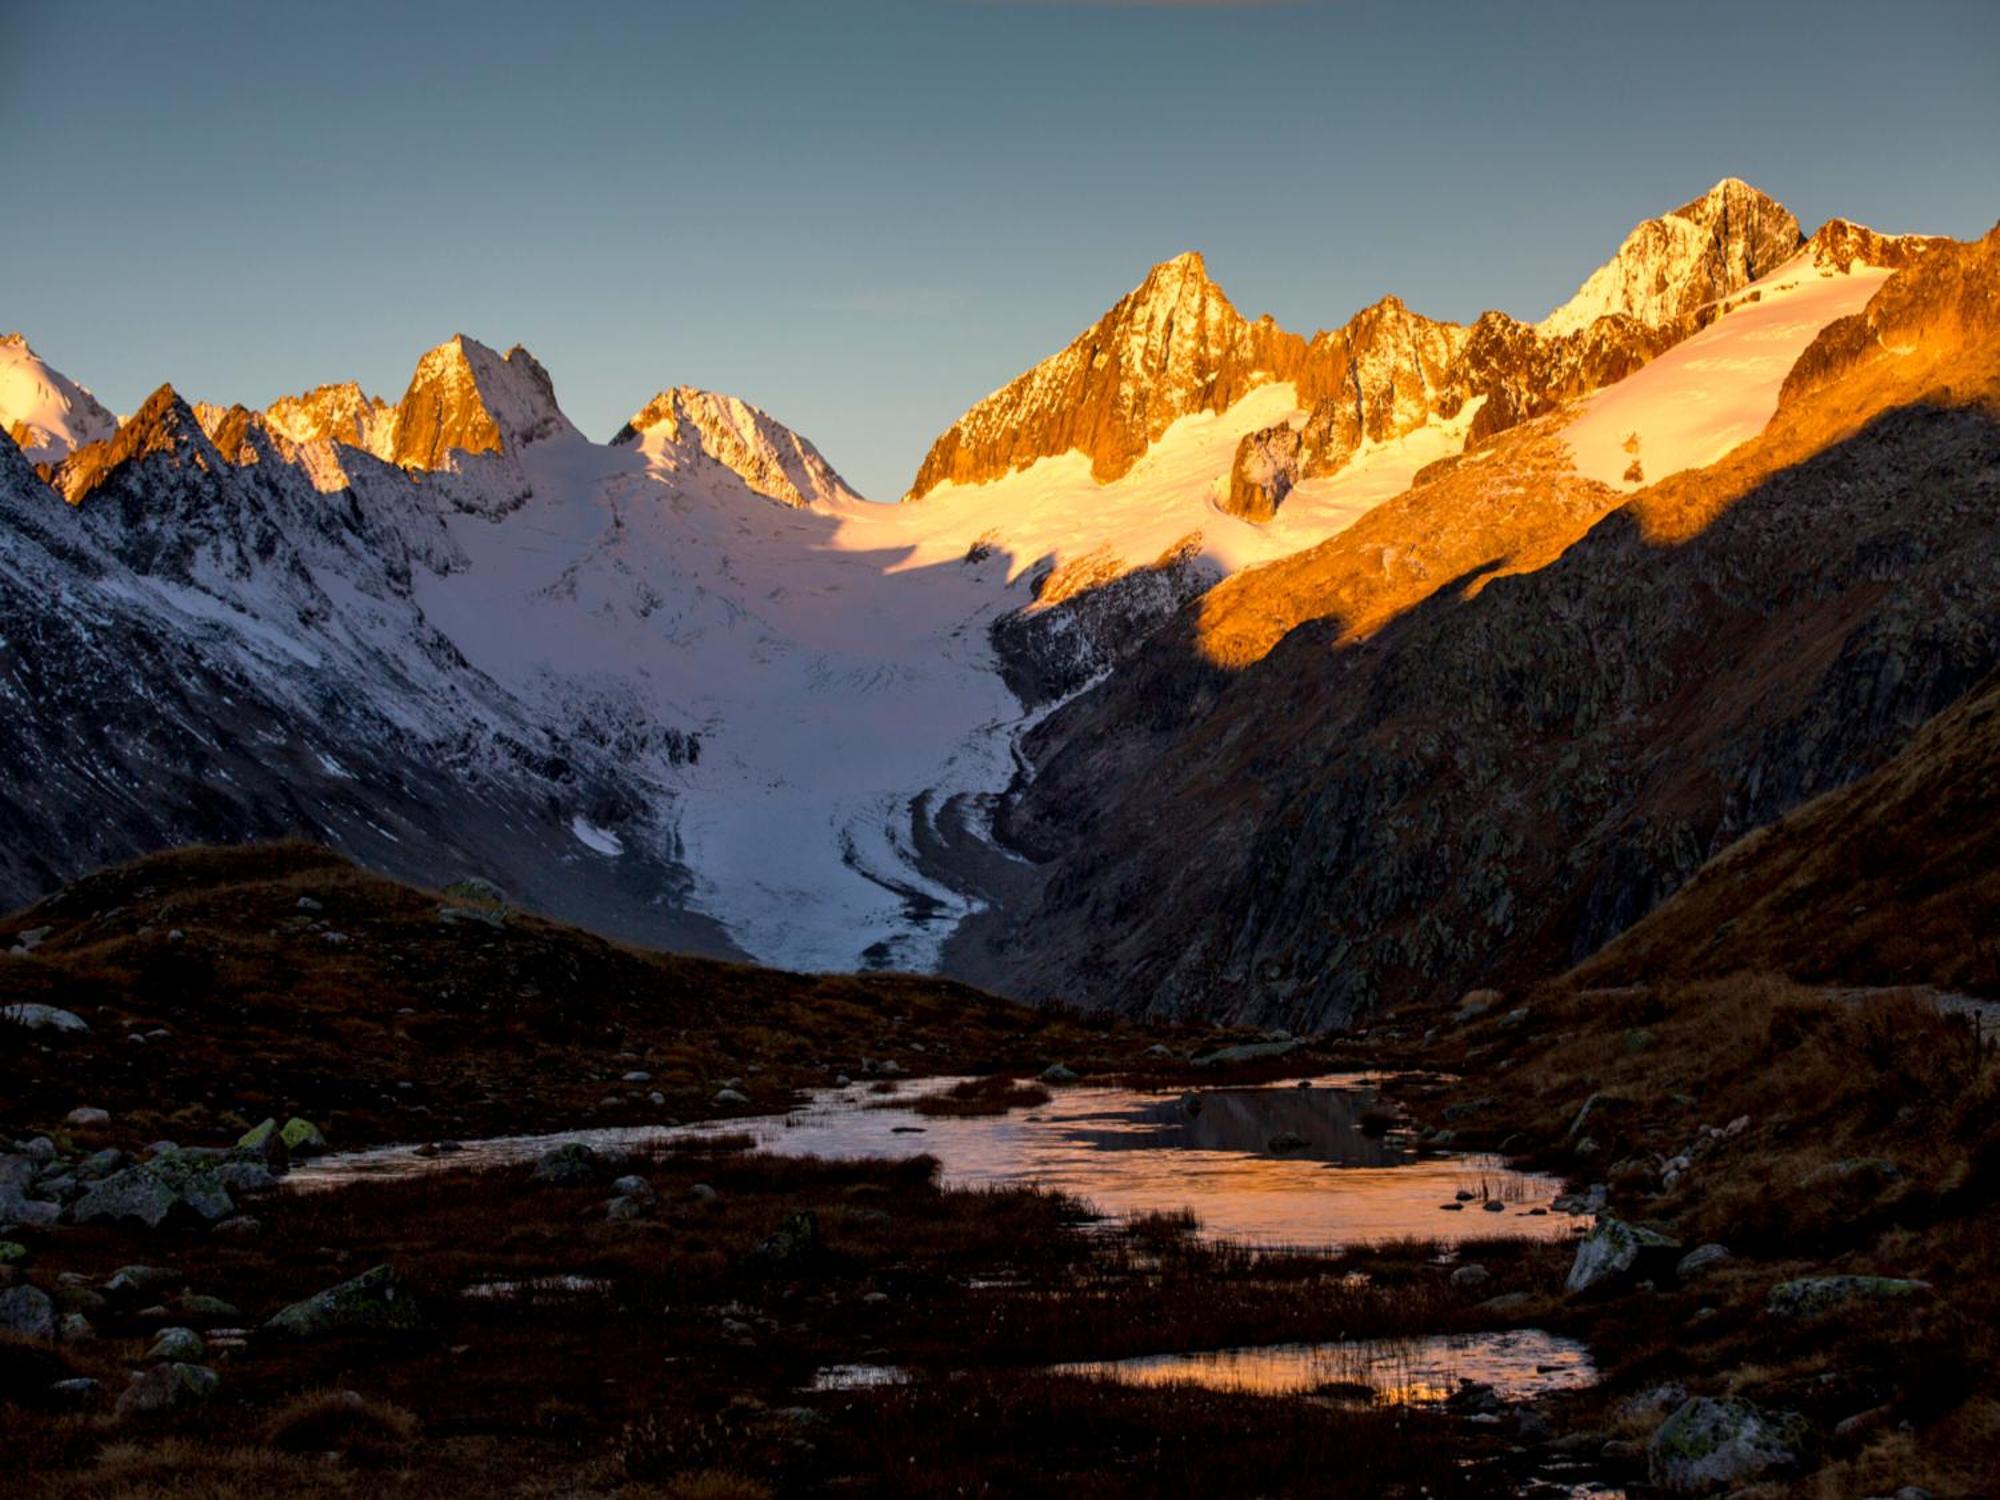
[612,386,862,508]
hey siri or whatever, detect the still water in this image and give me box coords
[292,1073,1581,1250]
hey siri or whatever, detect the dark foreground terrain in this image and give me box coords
[3,844,1996,1496]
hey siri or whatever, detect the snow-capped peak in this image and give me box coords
[0,333,119,463]
[612,386,863,509]
[1539,177,1803,336]
[388,334,580,469]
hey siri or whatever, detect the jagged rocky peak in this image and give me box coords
[264,380,392,450]
[1803,218,1951,273]
[50,384,218,504]
[388,334,580,470]
[905,249,1309,500]
[0,332,119,463]
[1540,177,1803,336]
[613,386,861,509]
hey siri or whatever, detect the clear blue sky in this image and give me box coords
[5,0,1996,499]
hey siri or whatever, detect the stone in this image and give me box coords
[1565,1217,1682,1296]
[279,1117,328,1155]
[712,1088,750,1106]
[606,1195,649,1222]
[179,1294,241,1321]
[690,1183,719,1203]
[49,1376,99,1407]
[212,1215,263,1240]
[1450,1264,1492,1291]
[610,1175,656,1204]
[64,1106,110,1129]
[1040,1063,1079,1084]
[0,1239,26,1266]
[1676,1244,1731,1279]
[1266,1131,1308,1152]
[1765,1275,1932,1320]
[78,1148,125,1180]
[0,1283,56,1340]
[74,1156,234,1228]
[235,1119,290,1164]
[146,1326,206,1362]
[530,1143,600,1185]
[1191,1039,1299,1066]
[1,1003,87,1033]
[216,1161,279,1195]
[59,1312,93,1343]
[622,1070,652,1083]
[1647,1396,1811,1492]
[115,1362,220,1417]
[264,1264,424,1340]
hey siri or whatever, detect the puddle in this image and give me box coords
[812,1328,1594,1406]
[291,1074,1582,1249]
[1049,1328,1595,1404]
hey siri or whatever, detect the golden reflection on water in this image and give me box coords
[1050,1329,1596,1405]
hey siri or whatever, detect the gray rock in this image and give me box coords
[146,1326,206,1362]
[1,1003,87,1033]
[1565,1217,1682,1296]
[216,1161,278,1195]
[105,1265,184,1301]
[235,1119,290,1165]
[64,1106,110,1129]
[264,1264,424,1340]
[78,1148,125,1180]
[622,1070,652,1083]
[279,1117,328,1156]
[49,1376,100,1407]
[115,1361,220,1417]
[59,1312,94,1343]
[606,1195,650,1222]
[21,1137,57,1163]
[712,1088,751,1106]
[212,1215,263,1240]
[689,1183,719,1203]
[0,1283,57,1340]
[1450,1264,1492,1291]
[0,1239,25,1266]
[1676,1243,1731,1279]
[73,1158,234,1228]
[1766,1275,1931,1320]
[1040,1063,1080,1083]
[610,1174,656,1204]
[530,1142,600,1185]
[1266,1131,1308,1152]
[1647,1396,1811,1492]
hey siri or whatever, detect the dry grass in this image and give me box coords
[262,1388,420,1465]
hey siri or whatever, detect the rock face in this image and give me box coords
[1541,178,1802,335]
[263,380,391,450]
[612,386,862,508]
[386,335,579,470]
[1647,1396,1812,1493]
[1224,422,1303,523]
[948,227,2000,1026]
[0,332,117,463]
[1765,1275,1932,1319]
[907,251,1309,497]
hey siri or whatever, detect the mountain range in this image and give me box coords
[1,177,1992,1024]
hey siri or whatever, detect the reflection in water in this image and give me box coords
[812,1328,1596,1406]
[292,1075,1582,1249]
[1049,1328,1595,1405]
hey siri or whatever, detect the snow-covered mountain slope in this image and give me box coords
[612,387,863,509]
[1561,251,1897,491]
[0,333,117,462]
[0,184,1955,984]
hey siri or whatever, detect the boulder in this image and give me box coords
[1040,1063,1080,1084]
[64,1107,110,1129]
[610,1175,656,1205]
[146,1326,206,1363]
[0,1239,26,1266]
[1267,1131,1308,1152]
[1647,1396,1811,1492]
[235,1119,290,1165]
[216,1161,278,1195]
[529,1143,600,1186]
[606,1195,650,1222]
[1565,1217,1682,1296]
[78,1148,125,1180]
[712,1087,750,1106]
[49,1376,99,1407]
[105,1266,183,1302]
[114,1362,220,1417]
[0,1284,56,1340]
[1676,1244,1731,1279]
[279,1118,328,1156]
[73,1157,234,1228]
[264,1264,424,1340]
[1765,1275,1932,1320]
[1191,1039,1300,1067]
[1450,1264,1493,1291]
[1,1003,87,1033]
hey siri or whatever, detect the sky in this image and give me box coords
[4,0,1996,501]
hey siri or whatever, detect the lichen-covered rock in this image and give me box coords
[1766,1275,1931,1320]
[74,1156,233,1228]
[263,1264,424,1340]
[1647,1396,1811,1492]
[1565,1217,1681,1296]
[146,1326,206,1363]
[278,1118,327,1156]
